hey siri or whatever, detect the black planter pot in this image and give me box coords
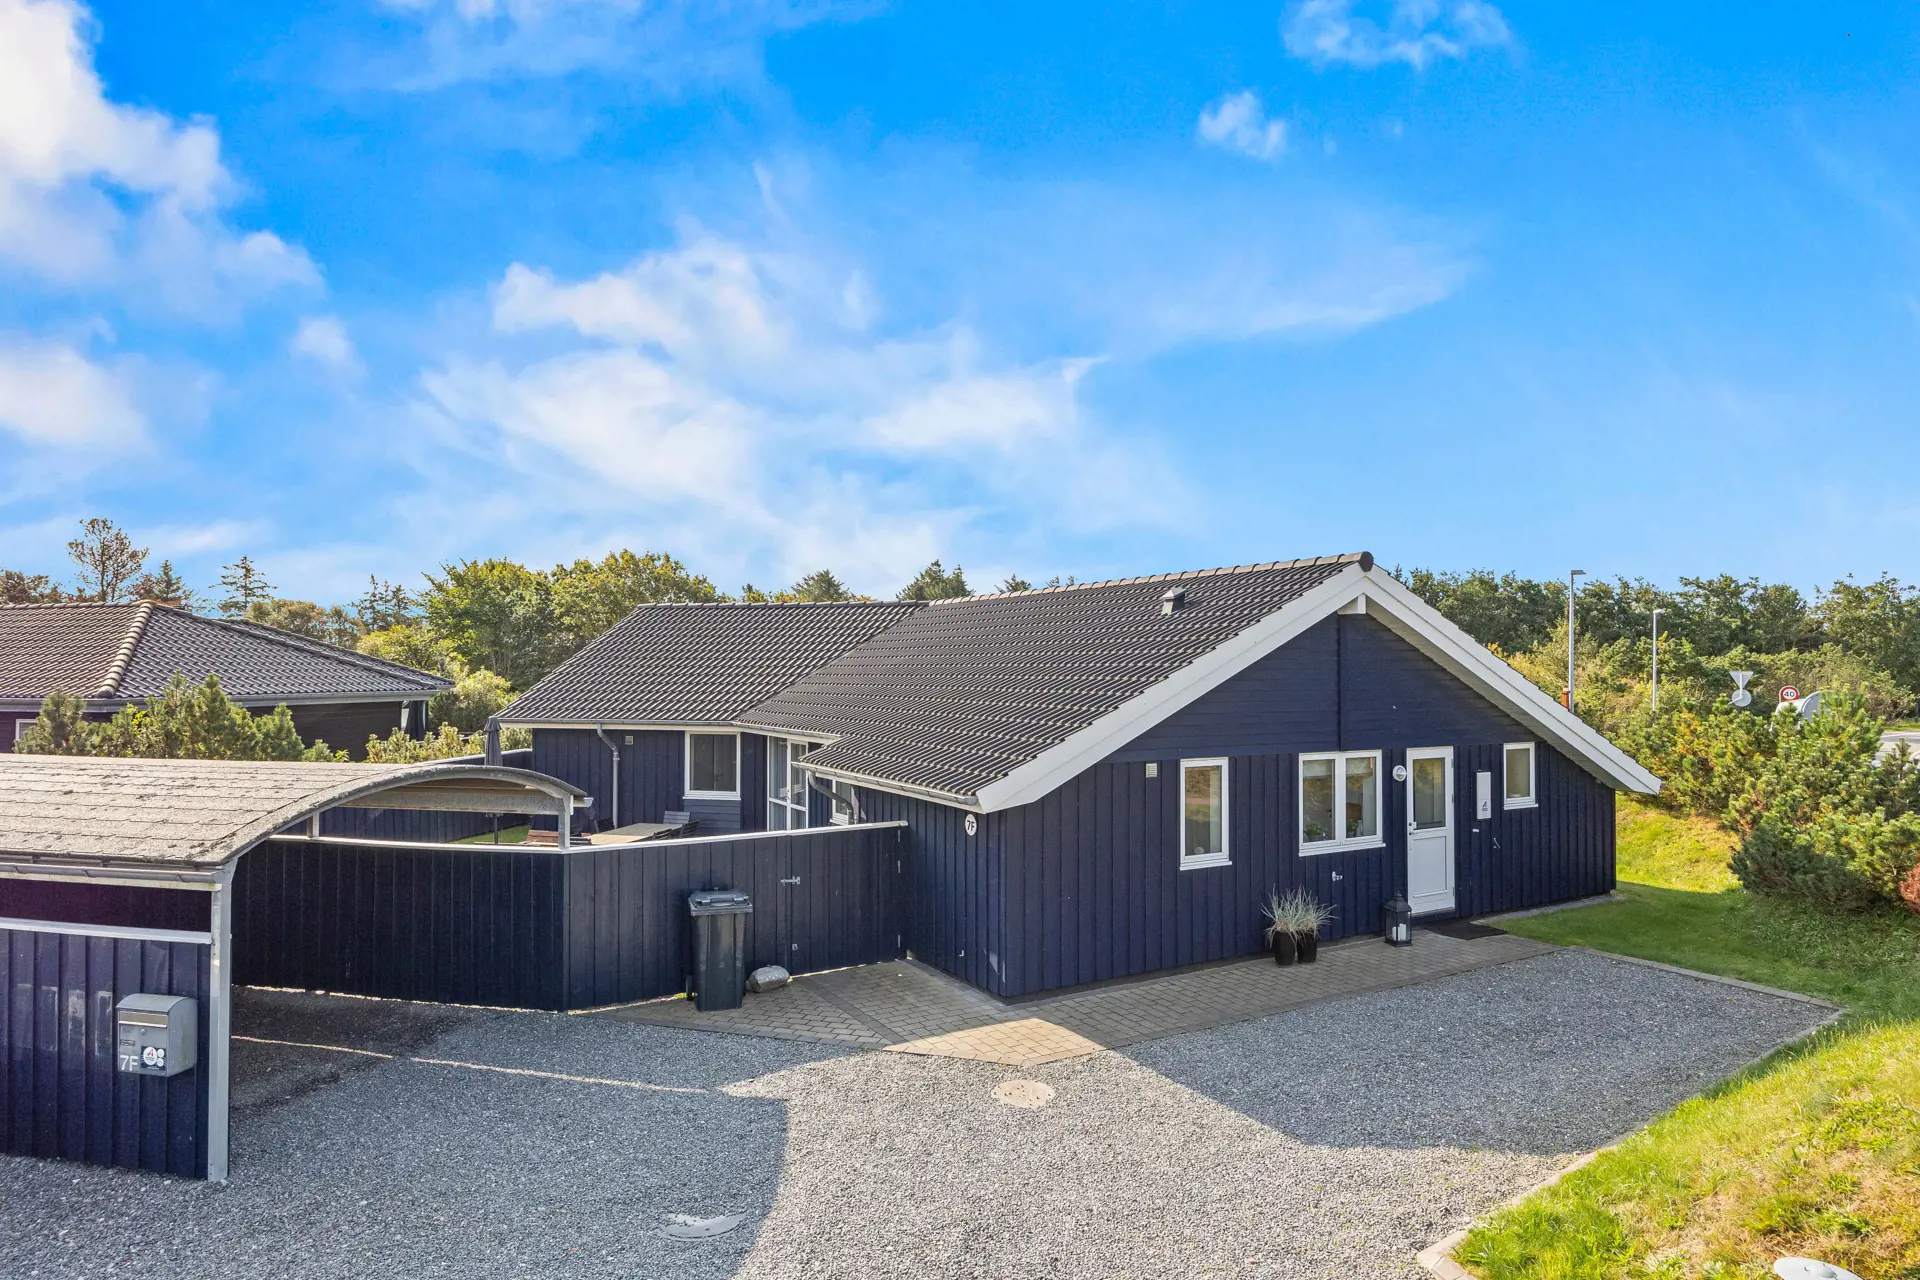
[1295,931,1319,964]
[1272,931,1298,966]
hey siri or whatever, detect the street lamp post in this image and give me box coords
[1651,607,1666,715]
[1567,570,1587,713]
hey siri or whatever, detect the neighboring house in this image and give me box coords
[496,553,1660,998]
[0,601,450,759]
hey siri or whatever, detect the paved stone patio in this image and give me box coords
[591,927,1556,1065]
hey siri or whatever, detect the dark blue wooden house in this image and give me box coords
[497,553,1658,998]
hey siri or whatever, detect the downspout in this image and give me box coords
[594,723,620,830]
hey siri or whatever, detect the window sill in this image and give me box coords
[1503,800,1538,811]
[1299,839,1386,857]
[685,790,740,801]
[1179,854,1231,871]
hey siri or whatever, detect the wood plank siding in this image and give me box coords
[865,614,1615,998]
[0,889,212,1177]
[531,728,760,834]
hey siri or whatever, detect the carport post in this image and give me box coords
[207,862,235,1182]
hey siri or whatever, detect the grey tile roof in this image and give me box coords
[496,601,929,727]
[0,757,586,867]
[0,602,450,705]
[741,555,1366,802]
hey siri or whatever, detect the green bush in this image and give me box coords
[1721,694,1920,910]
[14,675,344,761]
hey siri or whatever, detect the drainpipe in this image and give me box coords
[594,723,620,830]
[484,716,501,766]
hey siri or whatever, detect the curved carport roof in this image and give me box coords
[0,756,589,877]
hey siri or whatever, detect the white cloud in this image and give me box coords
[1197,91,1287,162]
[0,341,142,446]
[417,229,1182,590]
[292,315,363,376]
[1282,0,1511,71]
[373,0,870,89]
[0,0,316,314]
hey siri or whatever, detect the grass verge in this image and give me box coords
[1457,800,1920,1280]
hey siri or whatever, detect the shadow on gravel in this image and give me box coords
[1119,949,1829,1156]
[0,988,852,1280]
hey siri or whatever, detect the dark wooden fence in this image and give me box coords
[233,822,906,1011]
[0,920,212,1178]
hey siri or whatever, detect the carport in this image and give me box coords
[0,755,587,1182]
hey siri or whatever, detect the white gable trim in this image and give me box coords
[971,564,1658,813]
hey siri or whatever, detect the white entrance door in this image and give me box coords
[1405,747,1455,915]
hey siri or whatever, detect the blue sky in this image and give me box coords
[1,0,1917,603]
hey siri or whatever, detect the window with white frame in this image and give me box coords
[1299,750,1383,853]
[767,738,822,829]
[827,778,856,825]
[13,718,32,744]
[1504,742,1537,808]
[685,731,740,798]
[1180,758,1229,868]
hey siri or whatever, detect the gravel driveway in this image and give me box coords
[0,950,1827,1280]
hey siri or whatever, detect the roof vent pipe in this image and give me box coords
[1161,587,1188,615]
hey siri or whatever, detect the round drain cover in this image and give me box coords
[663,1214,744,1240]
[992,1079,1054,1109]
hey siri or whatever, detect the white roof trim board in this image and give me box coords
[800,563,1659,812]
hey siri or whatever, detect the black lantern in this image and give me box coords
[1382,893,1413,947]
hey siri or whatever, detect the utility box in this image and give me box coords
[687,890,753,1013]
[116,994,198,1078]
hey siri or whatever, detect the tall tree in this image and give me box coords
[217,557,275,617]
[897,560,971,601]
[354,576,417,632]
[422,558,559,690]
[548,550,719,653]
[789,569,854,601]
[244,599,362,647]
[131,560,196,610]
[1,569,64,604]
[67,518,147,602]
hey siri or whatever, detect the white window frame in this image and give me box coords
[13,718,32,744]
[1503,741,1537,809]
[827,777,855,826]
[767,737,819,828]
[684,731,741,800]
[1179,757,1231,870]
[1298,749,1386,855]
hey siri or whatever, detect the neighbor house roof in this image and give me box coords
[0,602,450,707]
[743,554,1662,809]
[496,600,928,727]
[0,756,588,871]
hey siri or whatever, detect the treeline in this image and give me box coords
[1402,567,1920,914]
[1402,566,1920,721]
[3,520,1041,735]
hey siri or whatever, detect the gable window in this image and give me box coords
[1504,742,1537,809]
[1299,750,1383,853]
[686,731,739,798]
[1180,758,1230,869]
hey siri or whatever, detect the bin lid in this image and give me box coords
[687,889,753,916]
[116,993,192,1015]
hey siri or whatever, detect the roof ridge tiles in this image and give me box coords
[94,600,156,696]
[924,552,1369,603]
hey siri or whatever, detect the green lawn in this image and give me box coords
[1456,800,1920,1280]
[455,823,530,844]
